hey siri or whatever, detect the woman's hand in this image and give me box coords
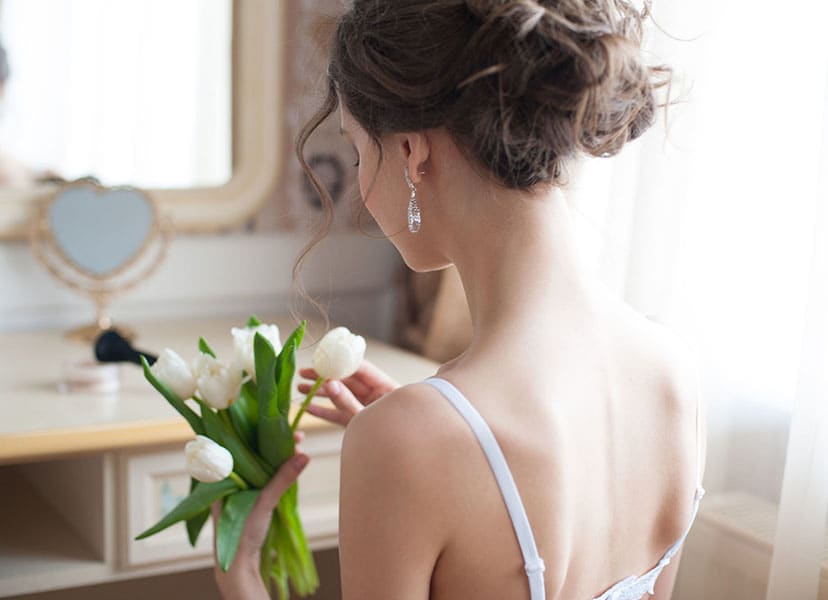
[297,359,400,427]
[212,433,309,600]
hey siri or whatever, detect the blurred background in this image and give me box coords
[1,0,827,599]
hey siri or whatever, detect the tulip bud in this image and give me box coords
[185,435,234,483]
[313,326,366,380]
[150,348,197,400]
[231,324,281,382]
[193,353,243,410]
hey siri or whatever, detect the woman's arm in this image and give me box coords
[338,385,448,599]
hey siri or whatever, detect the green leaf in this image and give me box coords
[197,401,225,441]
[281,321,307,358]
[216,489,261,572]
[200,404,271,488]
[260,414,295,471]
[268,495,318,596]
[246,315,263,328]
[135,478,237,540]
[255,332,278,418]
[270,513,291,600]
[255,332,282,466]
[259,516,277,593]
[186,509,210,548]
[141,356,205,436]
[279,490,319,594]
[276,341,297,418]
[229,381,258,451]
[221,408,275,475]
[276,321,305,419]
[198,337,217,358]
[185,478,210,547]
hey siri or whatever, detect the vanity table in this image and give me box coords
[0,315,438,597]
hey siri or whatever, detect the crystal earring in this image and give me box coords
[404,166,421,233]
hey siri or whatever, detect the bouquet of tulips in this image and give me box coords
[134,316,366,599]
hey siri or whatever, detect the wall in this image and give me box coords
[0,232,404,340]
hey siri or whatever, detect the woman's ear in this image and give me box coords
[400,132,430,185]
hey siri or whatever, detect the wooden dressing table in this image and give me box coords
[0,315,437,597]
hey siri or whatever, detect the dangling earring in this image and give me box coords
[404,165,421,233]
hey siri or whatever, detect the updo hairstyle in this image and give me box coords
[299,0,670,193]
[292,0,671,320]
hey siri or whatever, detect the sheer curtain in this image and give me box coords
[567,0,828,597]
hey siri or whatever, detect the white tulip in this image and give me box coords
[313,326,366,380]
[185,435,234,483]
[193,353,243,410]
[231,324,281,382]
[150,348,197,399]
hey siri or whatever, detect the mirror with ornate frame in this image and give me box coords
[30,179,170,341]
[0,0,284,239]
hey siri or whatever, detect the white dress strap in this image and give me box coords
[424,377,546,600]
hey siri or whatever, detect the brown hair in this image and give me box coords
[292,0,671,325]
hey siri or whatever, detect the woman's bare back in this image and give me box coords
[415,298,704,600]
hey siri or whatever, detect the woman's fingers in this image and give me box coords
[298,379,365,408]
[299,380,363,427]
[351,359,400,389]
[297,382,318,395]
[306,402,350,426]
[299,363,396,406]
[323,380,363,415]
[297,370,370,399]
[297,360,398,422]
[299,367,319,380]
[258,453,309,511]
[338,374,372,399]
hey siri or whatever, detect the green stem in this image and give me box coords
[219,409,234,432]
[290,376,324,432]
[228,471,249,490]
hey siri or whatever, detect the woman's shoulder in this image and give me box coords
[605,298,700,409]
[338,382,468,555]
[640,317,701,412]
[342,380,466,463]
[337,383,467,594]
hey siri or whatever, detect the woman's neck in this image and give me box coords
[447,185,604,357]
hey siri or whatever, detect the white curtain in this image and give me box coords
[0,0,231,189]
[569,0,828,597]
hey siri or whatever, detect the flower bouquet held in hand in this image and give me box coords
[134,316,366,599]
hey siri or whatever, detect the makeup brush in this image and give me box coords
[94,329,158,366]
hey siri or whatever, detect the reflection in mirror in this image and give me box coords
[0,0,232,190]
[30,180,170,341]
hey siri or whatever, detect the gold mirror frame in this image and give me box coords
[0,0,284,240]
[30,181,172,342]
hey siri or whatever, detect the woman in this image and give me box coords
[215,1,707,598]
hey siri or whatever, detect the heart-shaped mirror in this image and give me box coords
[49,186,155,278]
[30,180,170,341]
